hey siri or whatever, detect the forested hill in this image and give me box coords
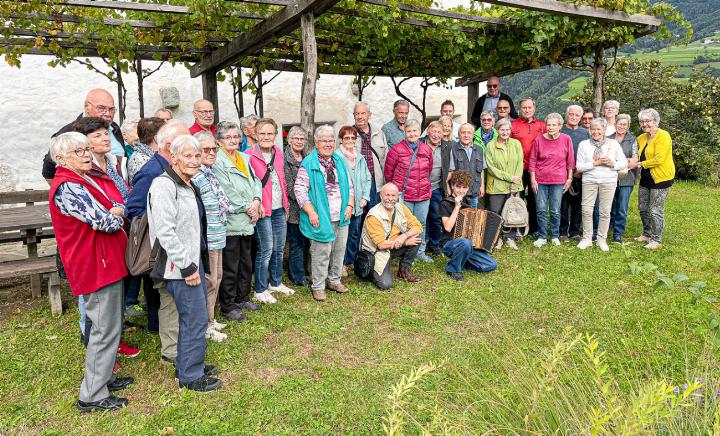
[666,0,719,41]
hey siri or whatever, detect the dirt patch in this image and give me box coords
[0,277,66,321]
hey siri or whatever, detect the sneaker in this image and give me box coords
[118,341,140,358]
[253,292,277,304]
[174,364,220,379]
[551,238,561,246]
[597,240,610,252]
[559,236,569,242]
[160,356,176,366]
[240,301,261,311]
[635,235,652,242]
[77,395,128,412]
[327,282,349,294]
[220,309,247,321]
[446,271,464,281]
[210,320,226,331]
[612,235,622,244]
[107,376,134,392]
[495,238,503,250]
[644,241,661,250]
[179,374,222,393]
[206,327,227,342]
[312,289,327,301]
[416,253,434,263]
[577,239,593,250]
[570,235,582,242]
[124,304,146,318]
[533,239,547,248]
[505,238,519,250]
[268,283,295,295]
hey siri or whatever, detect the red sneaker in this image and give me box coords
[113,361,121,373]
[118,341,141,358]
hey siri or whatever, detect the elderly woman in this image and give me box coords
[423,120,453,256]
[148,135,221,393]
[337,125,371,274]
[575,118,628,252]
[120,118,139,159]
[49,132,131,412]
[247,118,293,303]
[473,110,498,150]
[191,131,233,341]
[485,118,524,250]
[383,119,433,263]
[529,113,575,247]
[439,115,454,143]
[602,100,620,136]
[608,114,639,243]
[284,126,310,286]
[635,108,675,250]
[213,121,263,320]
[240,114,259,152]
[295,125,355,301]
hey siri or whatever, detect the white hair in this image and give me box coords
[170,135,201,156]
[480,111,495,121]
[495,118,512,131]
[193,130,214,144]
[120,118,139,136]
[459,122,476,132]
[239,114,259,130]
[589,117,608,130]
[216,121,239,140]
[287,126,307,139]
[616,113,632,125]
[566,104,583,115]
[404,119,421,130]
[314,124,335,141]
[155,120,187,148]
[638,108,660,125]
[545,112,564,126]
[602,100,620,111]
[50,132,90,164]
[354,101,370,112]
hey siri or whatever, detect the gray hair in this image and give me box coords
[170,135,201,156]
[602,100,620,111]
[154,108,173,118]
[216,121,239,140]
[638,108,660,125]
[287,126,307,140]
[120,118,139,137]
[459,122,476,132]
[545,112,564,125]
[239,114,259,130]
[404,119,421,130]
[193,130,215,144]
[518,97,536,107]
[566,104,583,115]
[354,101,369,112]
[314,124,335,141]
[480,111,495,121]
[616,113,632,125]
[426,120,443,131]
[495,118,512,131]
[589,117,608,130]
[438,115,453,125]
[393,99,410,110]
[155,120,187,148]
[50,132,90,164]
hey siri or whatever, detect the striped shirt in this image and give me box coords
[192,168,227,250]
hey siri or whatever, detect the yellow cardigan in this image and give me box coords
[638,128,675,184]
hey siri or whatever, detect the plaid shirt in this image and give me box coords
[355,125,375,179]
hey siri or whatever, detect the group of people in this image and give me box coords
[45,77,675,412]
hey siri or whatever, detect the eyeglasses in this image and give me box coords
[194,110,215,116]
[290,136,306,142]
[497,106,509,111]
[342,136,357,141]
[71,147,93,157]
[582,116,594,120]
[87,101,116,114]
[202,146,219,154]
[257,132,276,137]
[317,139,335,145]
[220,135,241,141]
[487,84,499,88]
[481,118,494,123]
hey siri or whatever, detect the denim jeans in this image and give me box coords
[254,208,287,293]
[286,223,309,286]
[402,199,430,256]
[610,186,633,239]
[343,214,364,266]
[426,189,444,251]
[442,238,498,273]
[535,184,564,239]
[466,196,479,208]
[368,179,380,210]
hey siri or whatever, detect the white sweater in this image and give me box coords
[576,138,628,184]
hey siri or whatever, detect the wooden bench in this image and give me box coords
[0,256,63,316]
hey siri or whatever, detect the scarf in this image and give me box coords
[481,129,495,145]
[319,155,337,185]
[99,155,129,203]
[199,164,232,224]
[224,148,249,177]
[590,137,607,160]
[340,145,357,170]
[407,141,419,150]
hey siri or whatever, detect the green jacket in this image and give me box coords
[485,137,524,195]
[212,149,262,236]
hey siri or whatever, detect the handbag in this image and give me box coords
[354,209,396,280]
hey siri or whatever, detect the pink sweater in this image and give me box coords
[528,133,575,184]
[246,145,289,217]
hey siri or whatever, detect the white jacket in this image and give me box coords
[576,138,628,184]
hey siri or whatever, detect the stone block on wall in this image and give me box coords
[159,86,180,108]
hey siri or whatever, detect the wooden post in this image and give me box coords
[135,59,145,118]
[300,11,317,151]
[48,273,63,316]
[256,70,264,117]
[202,69,220,124]
[467,82,479,123]
[591,45,607,115]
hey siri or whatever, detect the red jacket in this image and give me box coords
[246,145,289,217]
[49,167,128,296]
[383,140,433,202]
[189,122,216,136]
[511,117,547,169]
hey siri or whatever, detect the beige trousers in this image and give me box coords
[155,279,178,361]
[581,181,616,242]
[206,249,222,322]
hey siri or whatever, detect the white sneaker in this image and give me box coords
[644,241,661,250]
[269,283,295,295]
[505,238,518,250]
[254,291,278,304]
[533,238,547,248]
[495,238,503,250]
[206,327,227,342]
[551,238,561,246]
[577,239,592,250]
[210,320,226,331]
[597,240,610,252]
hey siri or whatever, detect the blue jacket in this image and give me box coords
[299,150,351,242]
[127,154,169,218]
[338,152,372,216]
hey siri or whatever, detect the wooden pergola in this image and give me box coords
[1,0,661,138]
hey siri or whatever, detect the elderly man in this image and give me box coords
[473,111,498,151]
[361,183,423,290]
[449,123,485,208]
[582,107,595,129]
[382,99,410,148]
[511,97,547,236]
[154,108,173,121]
[602,100,620,136]
[471,76,518,127]
[189,99,216,136]
[353,102,388,209]
[239,114,259,152]
[495,98,514,122]
[42,88,125,181]
[559,105,590,241]
[295,125,354,301]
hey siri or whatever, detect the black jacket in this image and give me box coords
[450,140,485,198]
[42,113,124,180]
[471,92,518,127]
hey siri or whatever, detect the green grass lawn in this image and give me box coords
[1,182,719,434]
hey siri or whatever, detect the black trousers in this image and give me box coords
[219,235,253,314]
[522,170,538,235]
[560,186,582,238]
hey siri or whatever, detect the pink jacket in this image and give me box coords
[383,140,433,202]
[246,145,289,217]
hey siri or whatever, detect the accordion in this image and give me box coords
[452,208,504,252]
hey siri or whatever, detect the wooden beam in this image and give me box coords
[300,12,317,149]
[480,0,661,27]
[51,0,266,20]
[190,0,342,77]
[330,6,494,32]
[467,82,479,121]
[202,71,220,124]
[360,0,504,25]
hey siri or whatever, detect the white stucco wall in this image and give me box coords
[0,55,486,190]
